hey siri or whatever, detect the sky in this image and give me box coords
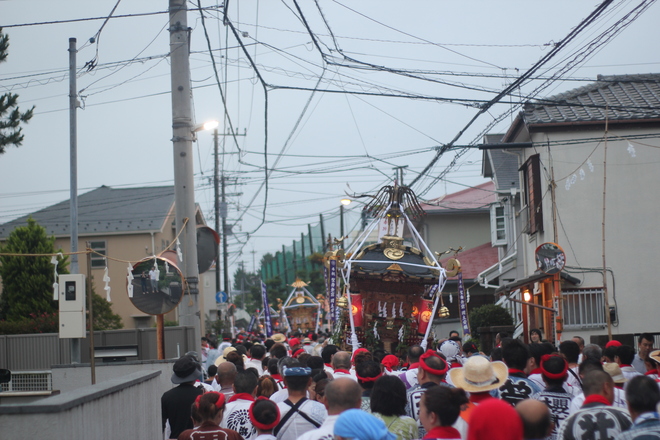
[1,0,659,283]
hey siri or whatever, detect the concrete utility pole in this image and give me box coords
[169,0,200,342]
[68,37,81,364]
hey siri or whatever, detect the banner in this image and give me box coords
[457,272,471,338]
[329,259,337,323]
[260,281,272,337]
[417,297,433,335]
[247,313,256,333]
[351,293,363,327]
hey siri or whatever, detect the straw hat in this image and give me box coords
[449,355,508,393]
[649,349,660,364]
[271,333,286,343]
[603,362,627,384]
[214,346,237,366]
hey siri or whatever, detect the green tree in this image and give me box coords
[468,304,513,340]
[88,282,123,331]
[0,28,34,154]
[0,218,68,321]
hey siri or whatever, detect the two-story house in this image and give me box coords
[0,185,212,330]
[481,73,660,344]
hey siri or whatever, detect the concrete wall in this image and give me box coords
[0,370,162,440]
[50,359,177,395]
[515,126,660,340]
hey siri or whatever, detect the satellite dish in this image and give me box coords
[197,226,220,274]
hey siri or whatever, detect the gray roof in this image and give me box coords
[484,149,520,192]
[523,74,660,125]
[0,186,175,239]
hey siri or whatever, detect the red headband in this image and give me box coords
[540,354,568,380]
[419,351,448,376]
[351,348,369,363]
[293,348,305,358]
[194,394,202,408]
[249,396,281,431]
[356,372,383,383]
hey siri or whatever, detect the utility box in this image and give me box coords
[58,274,86,338]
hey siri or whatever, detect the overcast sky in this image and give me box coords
[1,0,658,281]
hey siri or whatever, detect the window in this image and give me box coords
[90,241,107,268]
[562,288,606,329]
[490,203,507,246]
[521,154,543,234]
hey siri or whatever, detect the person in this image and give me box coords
[201,337,210,363]
[614,375,660,439]
[267,358,286,390]
[371,375,418,440]
[256,375,278,398]
[582,344,602,363]
[302,338,315,355]
[332,351,357,380]
[499,338,541,405]
[140,270,148,293]
[205,340,220,371]
[419,386,468,440]
[556,370,632,440]
[214,362,237,398]
[528,342,559,392]
[247,344,267,375]
[221,370,259,439]
[559,340,582,391]
[149,265,159,293]
[632,333,654,374]
[530,328,543,344]
[398,345,424,390]
[177,391,243,440]
[298,377,362,440]
[616,345,642,382]
[449,330,460,339]
[532,354,573,439]
[438,340,463,372]
[568,360,628,414]
[406,351,451,438]
[334,408,396,440]
[604,362,629,390]
[250,397,280,440]
[161,355,204,439]
[467,398,523,440]
[516,399,553,440]
[381,354,400,375]
[321,345,340,376]
[572,336,585,363]
[356,360,382,412]
[449,354,507,438]
[274,363,327,440]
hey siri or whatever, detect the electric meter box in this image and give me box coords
[58,274,86,338]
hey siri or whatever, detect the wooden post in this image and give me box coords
[157,314,165,360]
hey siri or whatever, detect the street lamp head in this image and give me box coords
[340,198,352,206]
[192,120,219,133]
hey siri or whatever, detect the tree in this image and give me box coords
[468,304,513,340]
[0,218,67,321]
[88,282,123,331]
[0,28,34,154]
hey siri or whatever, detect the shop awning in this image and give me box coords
[495,271,580,294]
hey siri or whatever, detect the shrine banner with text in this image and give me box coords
[329,259,337,322]
[247,313,257,333]
[457,272,471,338]
[260,281,272,337]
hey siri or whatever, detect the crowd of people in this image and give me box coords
[161,329,660,440]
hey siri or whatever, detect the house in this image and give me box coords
[0,185,212,330]
[480,73,660,344]
[418,182,500,338]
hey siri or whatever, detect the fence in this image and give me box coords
[0,326,196,371]
[562,288,606,330]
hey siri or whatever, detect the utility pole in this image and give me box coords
[68,37,81,364]
[169,0,200,342]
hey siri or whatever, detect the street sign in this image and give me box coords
[216,291,228,303]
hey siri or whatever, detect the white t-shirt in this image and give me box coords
[275,399,327,440]
[568,388,628,414]
[221,397,258,440]
[296,414,338,440]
